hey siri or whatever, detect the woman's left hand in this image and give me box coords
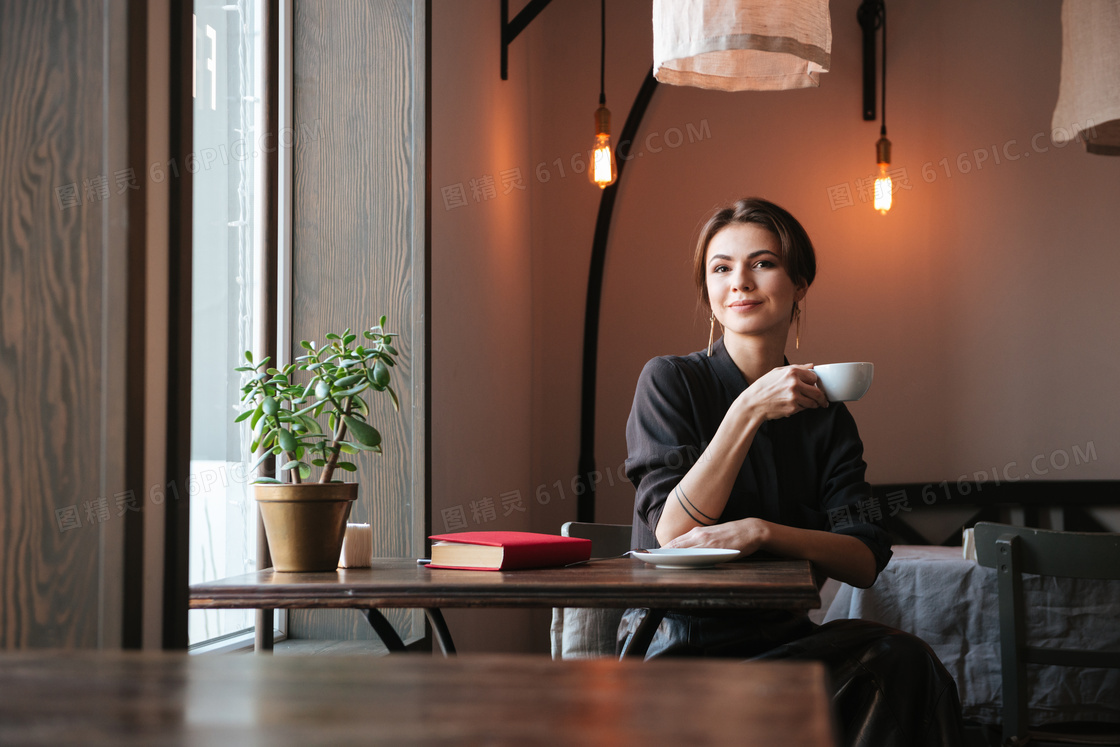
[661,518,769,556]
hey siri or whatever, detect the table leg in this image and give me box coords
[360,609,407,652]
[424,609,457,656]
[619,608,666,659]
[254,609,275,653]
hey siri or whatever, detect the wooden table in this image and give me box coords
[191,557,820,657]
[0,651,837,746]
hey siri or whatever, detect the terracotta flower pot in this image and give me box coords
[254,482,358,572]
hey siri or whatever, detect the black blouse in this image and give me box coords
[625,336,893,577]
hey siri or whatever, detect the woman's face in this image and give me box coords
[705,223,806,345]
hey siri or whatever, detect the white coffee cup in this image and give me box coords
[812,362,874,402]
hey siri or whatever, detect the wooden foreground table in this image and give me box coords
[190,557,820,656]
[0,651,837,746]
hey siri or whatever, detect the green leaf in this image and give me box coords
[386,345,399,357]
[262,396,279,416]
[335,373,364,388]
[340,382,369,398]
[278,429,298,453]
[339,442,358,454]
[298,414,322,436]
[299,340,314,350]
[336,461,357,472]
[250,450,271,473]
[353,396,369,417]
[344,415,381,448]
[372,360,390,388]
[315,380,330,399]
[343,333,356,345]
[326,333,340,340]
[244,350,253,362]
[250,403,265,430]
[311,458,327,467]
[298,463,311,480]
[252,477,282,485]
[387,385,400,411]
[380,315,388,328]
[234,365,254,372]
[234,409,253,423]
[280,460,301,472]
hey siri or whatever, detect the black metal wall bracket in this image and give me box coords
[857,0,884,121]
[501,0,554,80]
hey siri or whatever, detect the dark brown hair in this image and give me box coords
[692,197,817,310]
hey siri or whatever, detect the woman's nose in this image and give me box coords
[733,273,753,291]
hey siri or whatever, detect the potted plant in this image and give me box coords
[235,319,399,572]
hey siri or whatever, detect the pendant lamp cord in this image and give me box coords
[599,0,606,106]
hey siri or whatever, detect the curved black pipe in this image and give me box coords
[577,68,659,522]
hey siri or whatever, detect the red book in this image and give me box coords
[427,531,592,571]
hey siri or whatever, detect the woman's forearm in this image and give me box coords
[654,405,763,545]
[663,517,878,588]
[757,520,877,588]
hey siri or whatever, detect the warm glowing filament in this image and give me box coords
[591,133,616,188]
[874,166,892,214]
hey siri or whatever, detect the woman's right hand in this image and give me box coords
[737,364,829,423]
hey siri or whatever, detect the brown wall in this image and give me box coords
[430,0,541,653]
[432,0,1120,653]
[0,0,133,648]
[288,0,427,643]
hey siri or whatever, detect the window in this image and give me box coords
[187,0,270,648]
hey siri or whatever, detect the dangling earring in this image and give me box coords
[793,303,803,350]
[707,311,716,357]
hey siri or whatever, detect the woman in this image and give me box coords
[619,198,964,746]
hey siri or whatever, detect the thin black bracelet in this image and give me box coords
[675,486,716,526]
[678,485,718,522]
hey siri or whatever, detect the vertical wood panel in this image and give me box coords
[289,0,425,642]
[0,0,108,648]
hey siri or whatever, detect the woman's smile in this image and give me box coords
[705,223,803,344]
[727,298,762,311]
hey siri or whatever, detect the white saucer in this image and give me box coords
[631,548,741,569]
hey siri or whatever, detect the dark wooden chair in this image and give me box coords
[549,522,632,659]
[974,522,1120,746]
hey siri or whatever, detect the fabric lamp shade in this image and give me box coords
[652,0,832,91]
[1051,0,1120,155]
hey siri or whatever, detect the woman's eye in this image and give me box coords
[712,265,729,273]
[753,260,776,269]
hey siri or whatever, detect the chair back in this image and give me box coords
[551,522,633,660]
[973,522,1120,745]
[560,521,631,558]
[974,522,1120,579]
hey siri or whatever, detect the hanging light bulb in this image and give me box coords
[590,0,616,189]
[591,103,616,188]
[874,132,892,214]
[868,0,893,214]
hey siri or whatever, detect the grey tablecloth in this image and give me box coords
[824,545,1120,726]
